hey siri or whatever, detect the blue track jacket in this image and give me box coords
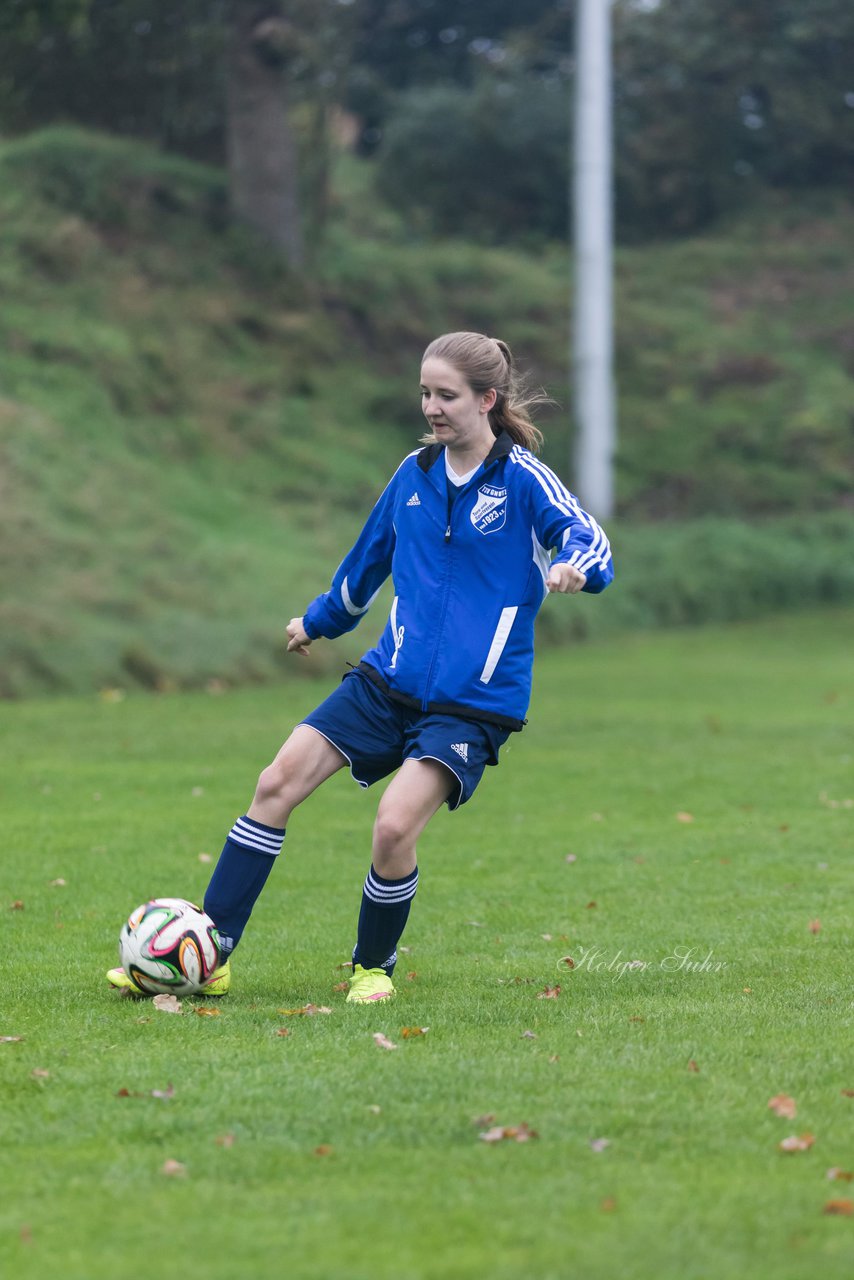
[302,431,613,729]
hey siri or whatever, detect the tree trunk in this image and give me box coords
[226,2,304,269]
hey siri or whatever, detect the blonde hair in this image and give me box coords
[420,331,546,454]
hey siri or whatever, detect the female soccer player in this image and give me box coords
[108,332,613,1002]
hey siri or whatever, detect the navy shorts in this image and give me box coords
[300,669,510,810]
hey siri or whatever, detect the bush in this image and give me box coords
[376,76,570,245]
[538,511,854,645]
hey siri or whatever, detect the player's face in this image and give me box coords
[420,357,495,453]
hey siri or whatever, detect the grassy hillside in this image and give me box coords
[0,127,852,696]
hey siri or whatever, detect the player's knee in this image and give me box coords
[372,807,414,862]
[254,759,298,813]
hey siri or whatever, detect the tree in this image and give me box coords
[0,0,356,265]
[226,2,305,267]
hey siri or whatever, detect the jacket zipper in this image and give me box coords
[422,482,460,706]
[423,511,453,708]
[423,461,496,705]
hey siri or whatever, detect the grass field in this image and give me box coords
[3,609,853,1279]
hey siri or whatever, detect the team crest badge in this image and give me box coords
[470,484,507,535]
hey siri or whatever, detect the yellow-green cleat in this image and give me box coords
[346,964,395,1003]
[106,960,232,997]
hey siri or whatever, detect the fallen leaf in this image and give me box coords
[194,1006,221,1017]
[336,960,354,970]
[20,1224,33,1245]
[373,1032,397,1051]
[779,1133,815,1153]
[473,1113,496,1128]
[479,1123,538,1144]
[400,1026,429,1038]
[198,853,212,864]
[399,946,412,954]
[589,1137,611,1153]
[600,1197,617,1212]
[688,1060,700,1073]
[676,812,694,823]
[117,1083,174,1100]
[827,1168,854,1182]
[49,878,67,887]
[31,1068,50,1080]
[215,1133,235,1148]
[10,900,24,911]
[548,1054,560,1063]
[467,921,484,928]
[538,985,561,1000]
[824,1200,854,1216]
[585,901,598,909]
[314,1144,333,1157]
[367,1104,382,1115]
[841,1089,854,1098]
[520,1030,538,1039]
[406,971,418,981]
[152,994,182,1014]
[275,1028,290,1037]
[559,956,575,969]
[809,919,821,934]
[565,853,577,863]
[160,1159,186,1177]
[332,981,349,993]
[743,987,753,994]
[1,1036,24,1044]
[541,933,553,941]
[629,1016,645,1024]
[768,1094,797,1119]
[278,1004,332,1016]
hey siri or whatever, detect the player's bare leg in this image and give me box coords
[249,724,348,828]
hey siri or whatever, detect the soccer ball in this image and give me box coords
[118,898,221,996]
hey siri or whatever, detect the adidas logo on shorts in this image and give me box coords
[450,742,469,762]
[406,492,421,506]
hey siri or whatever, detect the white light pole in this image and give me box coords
[572,0,616,518]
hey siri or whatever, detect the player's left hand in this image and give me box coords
[547,563,587,594]
[286,617,312,656]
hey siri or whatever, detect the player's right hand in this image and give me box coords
[286,617,312,656]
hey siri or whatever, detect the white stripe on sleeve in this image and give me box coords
[341,576,381,617]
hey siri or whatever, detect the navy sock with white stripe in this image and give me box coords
[203,816,285,957]
[352,865,419,976]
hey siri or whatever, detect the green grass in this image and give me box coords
[3,609,854,1278]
